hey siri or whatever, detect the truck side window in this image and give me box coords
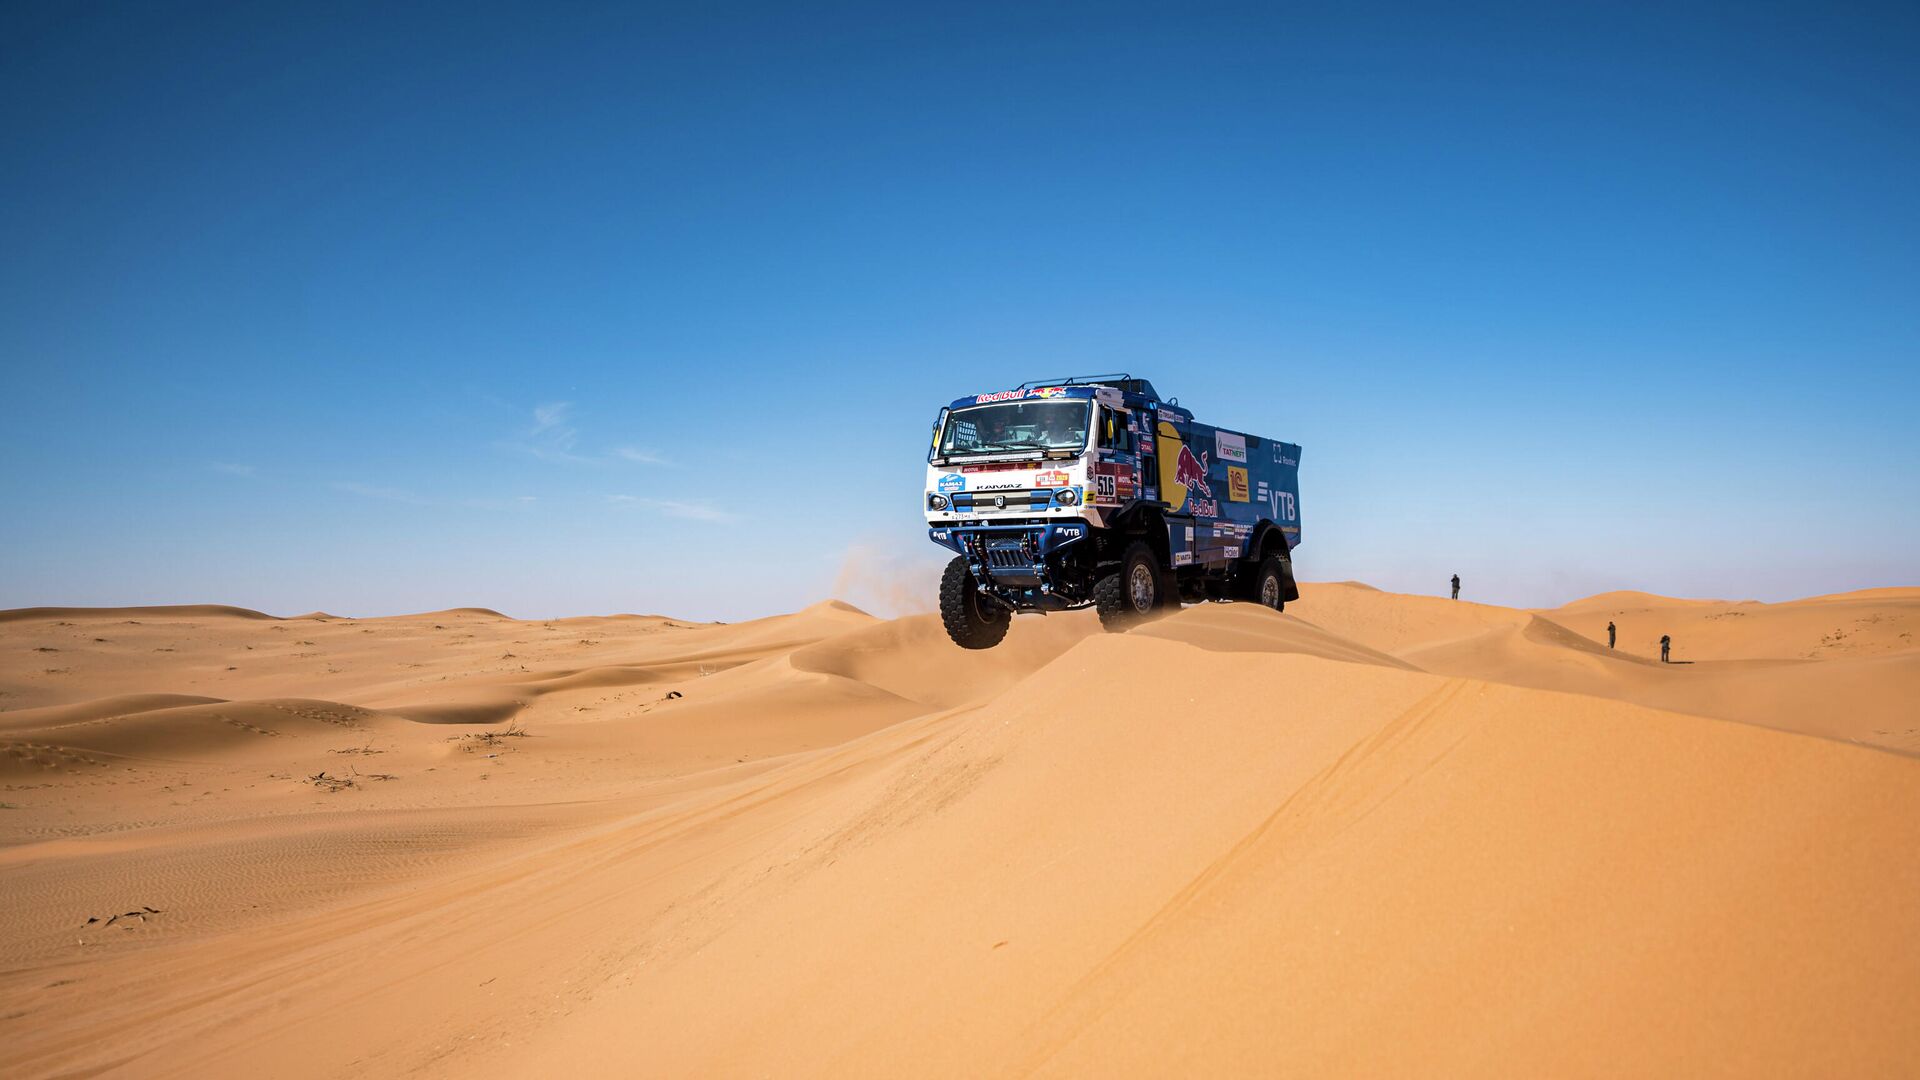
[1097,408,1131,452]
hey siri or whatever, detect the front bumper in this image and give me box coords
[928,521,1091,609]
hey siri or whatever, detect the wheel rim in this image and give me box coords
[1129,562,1155,611]
[1261,575,1280,607]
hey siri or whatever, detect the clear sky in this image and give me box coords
[3,2,1916,620]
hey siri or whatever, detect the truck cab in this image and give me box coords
[925,375,1302,648]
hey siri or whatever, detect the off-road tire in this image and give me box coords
[1253,555,1288,611]
[1095,541,1163,632]
[940,557,1010,649]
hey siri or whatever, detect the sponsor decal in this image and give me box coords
[1188,498,1219,517]
[1215,431,1247,464]
[1092,473,1117,501]
[1156,419,1210,513]
[1173,551,1194,567]
[971,386,1070,404]
[1252,477,1294,520]
[1272,444,1298,466]
[1227,466,1249,502]
[1174,444,1211,498]
[937,473,966,494]
[1035,470,1069,488]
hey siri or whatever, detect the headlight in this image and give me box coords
[928,493,948,510]
[1055,488,1079,505]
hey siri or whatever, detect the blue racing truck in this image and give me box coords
[926,374,1302,648]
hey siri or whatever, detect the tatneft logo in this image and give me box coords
[1215,430,1247,464]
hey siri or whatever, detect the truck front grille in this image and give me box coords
[952,490,1050,512]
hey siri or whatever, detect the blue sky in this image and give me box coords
[3,1,1916,619]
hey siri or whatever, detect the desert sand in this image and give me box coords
[2,583,1916,1076]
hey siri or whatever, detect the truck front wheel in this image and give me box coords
[939,557,1011,649]
[1095,541,1162,631]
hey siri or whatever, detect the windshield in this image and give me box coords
[937,400,1090,457]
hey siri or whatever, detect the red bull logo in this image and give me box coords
[972,386,1070,404]
[1174,445,1211,498]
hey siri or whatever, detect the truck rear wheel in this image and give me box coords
[1095,541,1162,631]
[939,557,1010,649]
[1253,555,1288,611]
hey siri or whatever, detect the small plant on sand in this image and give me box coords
[329,741,385,756]
[306,771,356,792]
[84,907,162,928]
[454,721,528,752]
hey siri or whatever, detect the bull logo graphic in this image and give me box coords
[1174,445,1211,498]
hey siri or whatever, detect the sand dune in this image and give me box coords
[0,603,282,624]
[1,583,1915,1076]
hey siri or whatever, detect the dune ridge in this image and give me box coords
[1,582,1915,1076]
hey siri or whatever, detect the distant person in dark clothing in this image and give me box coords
[1660,634,1671,663]
[1450,574,1460,600]
[1607,621,1617,648]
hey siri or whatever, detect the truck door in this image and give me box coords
[1093,405,1132,505]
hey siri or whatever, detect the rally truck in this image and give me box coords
[926,375,1302,649]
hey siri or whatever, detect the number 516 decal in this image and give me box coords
[1093,474,1117,499]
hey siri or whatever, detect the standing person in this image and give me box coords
[1660,634,1671,663]
[1450,573,1460,601]
[1607,621,1617,648]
